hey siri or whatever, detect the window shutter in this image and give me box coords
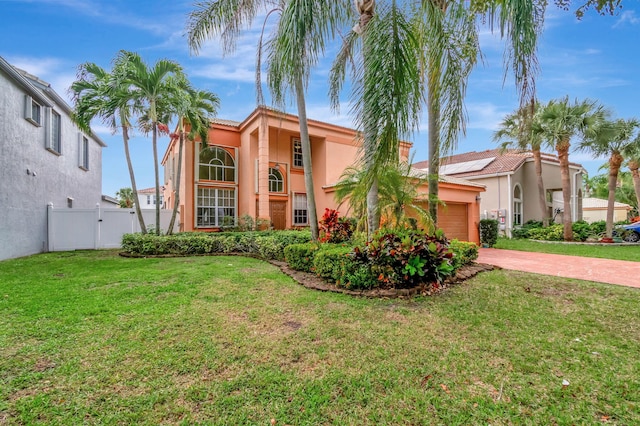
[45,107,52,149]
[24,95,33,120]
[78,133,83,167]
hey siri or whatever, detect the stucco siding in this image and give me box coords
[0,66,103,260]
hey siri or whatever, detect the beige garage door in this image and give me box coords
[438,203,469,241]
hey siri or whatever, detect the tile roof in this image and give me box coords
[582,197,632,209]
[413,148,582,178]
[138,186,165,194]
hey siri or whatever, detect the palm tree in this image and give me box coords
[116,51,185,235]
[187,0,348,240]
[494,102,550,226]
[335,158,433,231]
[535,97,602,241]
[167,85,220,234]
[115,187,135,208]
[71,60,148,233]
[330,0,423,236]
[580,117,640,236]
[624,142,640,214]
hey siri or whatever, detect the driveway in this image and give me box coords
[477,248,640,289]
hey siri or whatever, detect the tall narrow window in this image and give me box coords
[293,193,308,225]
[47,110,62,154]
[293,139,303,168]
[78,134,89,170]
[25,95,42,126]
[513,184,523,226]
[269,167,284,193]
[199,146,235,182]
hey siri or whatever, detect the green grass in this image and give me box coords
[1,250,639,425]
[494,238,640,261]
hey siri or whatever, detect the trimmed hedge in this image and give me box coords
[283,243,320,273]
[479,219,499,247]
[312,245,354,284]
[121,230,311,261]
[449,239,479,270]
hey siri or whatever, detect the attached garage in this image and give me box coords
[438,202,469,241]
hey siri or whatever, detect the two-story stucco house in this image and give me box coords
[0,56,106,260]
[414,149,585,236]
[162,107,485,243]
[136,187,165,209]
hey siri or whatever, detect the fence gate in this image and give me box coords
[47,205,176,251]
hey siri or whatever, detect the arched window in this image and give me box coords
[269,167,284,193]
[199,146,235,182]
[513,184,523,226]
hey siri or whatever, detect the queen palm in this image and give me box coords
[71,60,147,233]
[624,142,640,213]
[117,51,185,235]
[167,84,220,234]
[494,102,550,226]
[535,97,602,241]
[580,117,640,236]
[187,0,348,240]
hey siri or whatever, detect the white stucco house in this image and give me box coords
[581,197,632,223]
[0,56,106,260]
[414,149,585,237]
[136,186,165,209]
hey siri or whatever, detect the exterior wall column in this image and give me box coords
[257,111,270,225]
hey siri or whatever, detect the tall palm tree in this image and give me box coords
[71,60,147,233]
[494,101,550,225]
[330,0,423,236]
[115,187,135,208]
[580,117,639,236]
[167,85,220,234]
[624,141,640,213]
[187,0,348,240]
[535,97,602,241]
[116,51,185,235]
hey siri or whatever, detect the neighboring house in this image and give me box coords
[162,107,484,243]
[0,56,106,260]
[414,149,585,237]
[582,197,631,223]
[137,186,165,209]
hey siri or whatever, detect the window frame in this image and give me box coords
[78,134,89,170]
[46,109,62,155]
[292,138,303,169]
[293,193,308,226]
[195,186,237,228]
[268,166,285,193]
[513,183,523,226]
[25,95,42,127]
[198,146,236,183]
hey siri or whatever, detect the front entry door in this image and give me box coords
[269,201,287,230]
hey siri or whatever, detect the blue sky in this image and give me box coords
[1,0,639,198]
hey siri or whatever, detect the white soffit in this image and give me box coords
[441,156,495,175]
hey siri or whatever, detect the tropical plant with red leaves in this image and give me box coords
[318,209,353,244]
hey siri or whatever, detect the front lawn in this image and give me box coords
[495,238,640,262]
[1,251,638,424]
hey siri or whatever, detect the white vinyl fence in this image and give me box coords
[47,204,177,251]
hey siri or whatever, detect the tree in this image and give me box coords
[115,187,135,208]
[167,85,220,234]
[494,102,550,226]
[334,158,433,231]
[623,140,640,215]
[71,60,148,233]
[117,51,185,235]
[187,0,348,240]
[580,117,640,236]
[535,97,602,241]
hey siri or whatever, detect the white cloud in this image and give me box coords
[613,10,640,28]
[466,102,511,131]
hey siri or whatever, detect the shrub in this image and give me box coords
[312,245,354,284]
[479,219,499,247]
[512,220,543,239]
[571,220,592,242]
[319,209,353,244]
[449,239,478,270]
[527,224,564,241]
[284,243,320,272]
[353,228,455,289]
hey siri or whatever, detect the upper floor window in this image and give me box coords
[293,193,308,225]
[25,95,42,126]
[46,110,62,154]
[199,146,235,182]
[79,134,89,170]
[147,195,151,205]
[293,139,303,168]
[269,167,284,193]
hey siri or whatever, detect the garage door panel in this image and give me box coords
[438,203,469,241]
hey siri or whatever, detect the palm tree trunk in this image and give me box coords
[122,124,147,234]
[167,130,184,235]
[294,76,319,241]
[557,141,573,241]
[152,124,161,236]
[629,161,640,214]
[605,153,623,237]
[532,148,548,226]
[427,85,439,225]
